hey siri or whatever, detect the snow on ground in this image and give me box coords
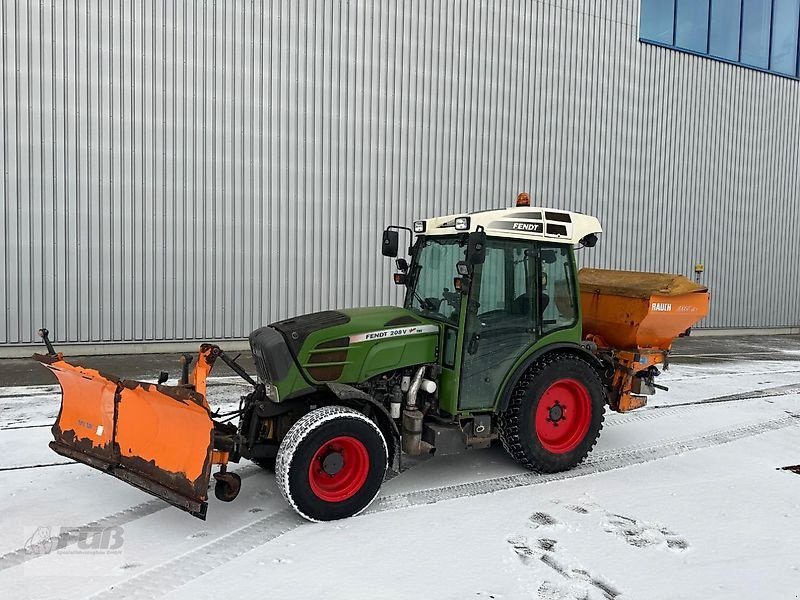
[1,361,799,599]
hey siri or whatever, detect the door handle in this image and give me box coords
[467,333,480,355]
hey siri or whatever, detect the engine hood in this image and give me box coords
[270,306,440,384]
[338,307,440,342]
[271,307,435,352]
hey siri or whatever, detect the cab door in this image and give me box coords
[458,238,540,410]
[457,240,580,411]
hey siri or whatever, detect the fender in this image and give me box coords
[495,342,605,414]
[246,384,401,472]
[325,383,401,473]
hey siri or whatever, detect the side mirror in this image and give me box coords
[454,261,471,294]
[580,233,598,248]
[393,273,408,285]
[395,258,409,272]
[466,229,486,265]
[382,230,399,257]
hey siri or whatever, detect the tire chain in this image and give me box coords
[496,352,607,471]
[275,405,387,522]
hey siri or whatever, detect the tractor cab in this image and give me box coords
[381,194,603,416]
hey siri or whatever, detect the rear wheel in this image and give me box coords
[498,353,605,472]
[276,406,387,521]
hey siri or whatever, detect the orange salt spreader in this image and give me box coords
[578,268,710,412]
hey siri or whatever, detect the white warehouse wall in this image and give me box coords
[1,0,798,351]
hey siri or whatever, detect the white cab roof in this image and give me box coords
[417,206,603,245]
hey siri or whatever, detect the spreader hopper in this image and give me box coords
[579,268,710,351]
[578,268,710,412]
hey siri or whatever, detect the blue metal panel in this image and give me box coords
[642,0,800,79]
[770,0,800,75]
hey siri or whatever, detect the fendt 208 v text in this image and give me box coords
[35,194,710,521]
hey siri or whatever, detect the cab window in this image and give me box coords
[540,244,577,333]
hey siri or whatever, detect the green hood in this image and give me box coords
[271,306,440,386]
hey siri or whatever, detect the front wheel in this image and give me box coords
[276,406,388,522]
[498,353,606,473]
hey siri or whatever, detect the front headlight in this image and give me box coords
[264,383,280,403]
[454,216,471,230]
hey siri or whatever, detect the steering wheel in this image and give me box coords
[442,288,460,310]
[477,309,507,323]
[476,325,534,339]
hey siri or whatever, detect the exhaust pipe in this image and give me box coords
[402,366,428,456]
[405,366,426,410]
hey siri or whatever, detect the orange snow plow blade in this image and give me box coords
[34,353,214,519]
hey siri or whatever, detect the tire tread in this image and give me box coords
[275,405,387,522]
[497,352,606,472]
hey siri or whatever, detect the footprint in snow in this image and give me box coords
[537,580,591,600]
[507,535,535,562]
[550,498,598,515]
[666,537,689,551]
[537,538,558,552]
[528,511,561,528]
[603,513,689,552]
[507,536,621,599]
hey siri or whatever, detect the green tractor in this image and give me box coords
[35,195,709,521]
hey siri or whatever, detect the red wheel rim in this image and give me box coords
[534,378,592,454]
[308,435,370,502]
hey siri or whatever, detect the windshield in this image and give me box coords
[406,237,465,324]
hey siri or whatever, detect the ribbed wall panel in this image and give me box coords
[1,0,798,347]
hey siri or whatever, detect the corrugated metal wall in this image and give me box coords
[1,0,798,349]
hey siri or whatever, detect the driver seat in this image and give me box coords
[511,293,549,317]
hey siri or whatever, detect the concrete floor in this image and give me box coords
[2,334,799,388]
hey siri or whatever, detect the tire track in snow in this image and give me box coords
[4,387,797,579]
[0,464,263,571]
[369,415,798,513]
[89,509,304,600]
[0,499,170,572]
[0,423,51,431]
[662,368,800,382]
[88,414,798,599]
[604,383,800,428]
[648,383,800,409]
[0,460,74,472]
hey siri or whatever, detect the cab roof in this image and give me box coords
[415,205,603,246]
